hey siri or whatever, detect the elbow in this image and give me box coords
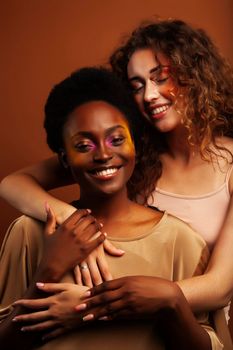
[0,175,10,198]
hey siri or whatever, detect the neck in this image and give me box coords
[164,125,199,163]
[77,187,132,224]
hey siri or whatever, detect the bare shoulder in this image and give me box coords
[216,137,233,194]
[216,136,233,154]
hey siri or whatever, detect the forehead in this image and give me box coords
[127,48,169,79]
[64,100,130,136]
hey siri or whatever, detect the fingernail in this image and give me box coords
[75,303,87,311]
[83,314,94,321]
[12,317,18,322]
[36,282,44,288]
[103,232,107,237]
[99,316,109,321]
[99,223,103,227]
[21,327,26,332]
[118,249,125,254]
[87,209,91,213]
[82,290,91,298]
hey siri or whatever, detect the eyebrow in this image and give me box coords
[128,65,161,82]
[71,125,126,140]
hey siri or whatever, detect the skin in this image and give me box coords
[127,48,233,313]
[0,207,105,349]
[1,50,233,316]
[0,100,212,349]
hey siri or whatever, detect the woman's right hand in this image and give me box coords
[38,205,106,281]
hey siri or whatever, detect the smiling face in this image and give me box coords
[127,48,183,133]
[62,100,136,199]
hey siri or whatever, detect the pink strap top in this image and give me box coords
[151,165,233,249]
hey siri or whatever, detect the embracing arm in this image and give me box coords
[0,157,76,224]
[178,188,233,313]
[0,209,105,349]
[0,157,123,285]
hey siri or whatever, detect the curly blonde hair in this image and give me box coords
[110,19,233,164]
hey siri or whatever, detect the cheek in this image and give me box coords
[133,94,144,111]
[161,79,178,100]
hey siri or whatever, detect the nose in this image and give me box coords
[93,143,113,163]
[144,80,160,103]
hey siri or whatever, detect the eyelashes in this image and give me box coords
[74,135,126,153]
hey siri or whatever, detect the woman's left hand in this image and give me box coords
[12,283,89,340]
[77,276,179,321]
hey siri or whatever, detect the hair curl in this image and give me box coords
[44,67,159,204]
[110,19,233,165]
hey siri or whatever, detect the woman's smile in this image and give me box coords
[62,100,135,197]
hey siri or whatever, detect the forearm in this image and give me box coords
[177,271,231,313]
[158,286,212,350]
[0,173,76,224]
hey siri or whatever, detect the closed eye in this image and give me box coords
[129,81,144,94]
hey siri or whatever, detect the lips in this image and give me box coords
[147,103,171,119]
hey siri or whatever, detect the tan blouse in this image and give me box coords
[0,213,225,349]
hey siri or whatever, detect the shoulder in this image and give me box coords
[162,213,210,278]
[162,213,206,245]
[1,215,44,250]
[161,213,208,260]
[10,215,44,232]
[215,136,233,158]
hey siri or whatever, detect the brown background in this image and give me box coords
[1,0,233,336]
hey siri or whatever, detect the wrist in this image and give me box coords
[36,260,64,282]
[56,206,77,224]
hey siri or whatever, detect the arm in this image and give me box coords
[0,157,124,286]
[177,180,233,312]
[0,209,105,350]
[77,276,212,350]
[9,277,213,349]
[0,157,76,224]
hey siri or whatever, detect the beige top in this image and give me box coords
[0,213,224,349]
[152,165,233,249]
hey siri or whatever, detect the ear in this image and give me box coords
[58,149,69,169]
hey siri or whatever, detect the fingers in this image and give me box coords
[103,240,125,257]
[35,282,70,293]
[86,278,123,297]
[85,232,106,254]
[62,209,91,227]
[96,254,112,282]
[12,310,49,323]
[74,265,83,285]
[13,297,51,309]
[21,320,57,332]
[80,299,125,322]
[79,262,93,288]
[45,203,57,235]
[84,288,121,310]
[75,216,102,240]
[86,256,103,286]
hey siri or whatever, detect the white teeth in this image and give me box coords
[151,105,169,115]
[95,168,118,177]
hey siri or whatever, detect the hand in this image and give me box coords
[38,205,106,280]
[74,240,125,287]
[75,276,180,321]
[13,283,88,340]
